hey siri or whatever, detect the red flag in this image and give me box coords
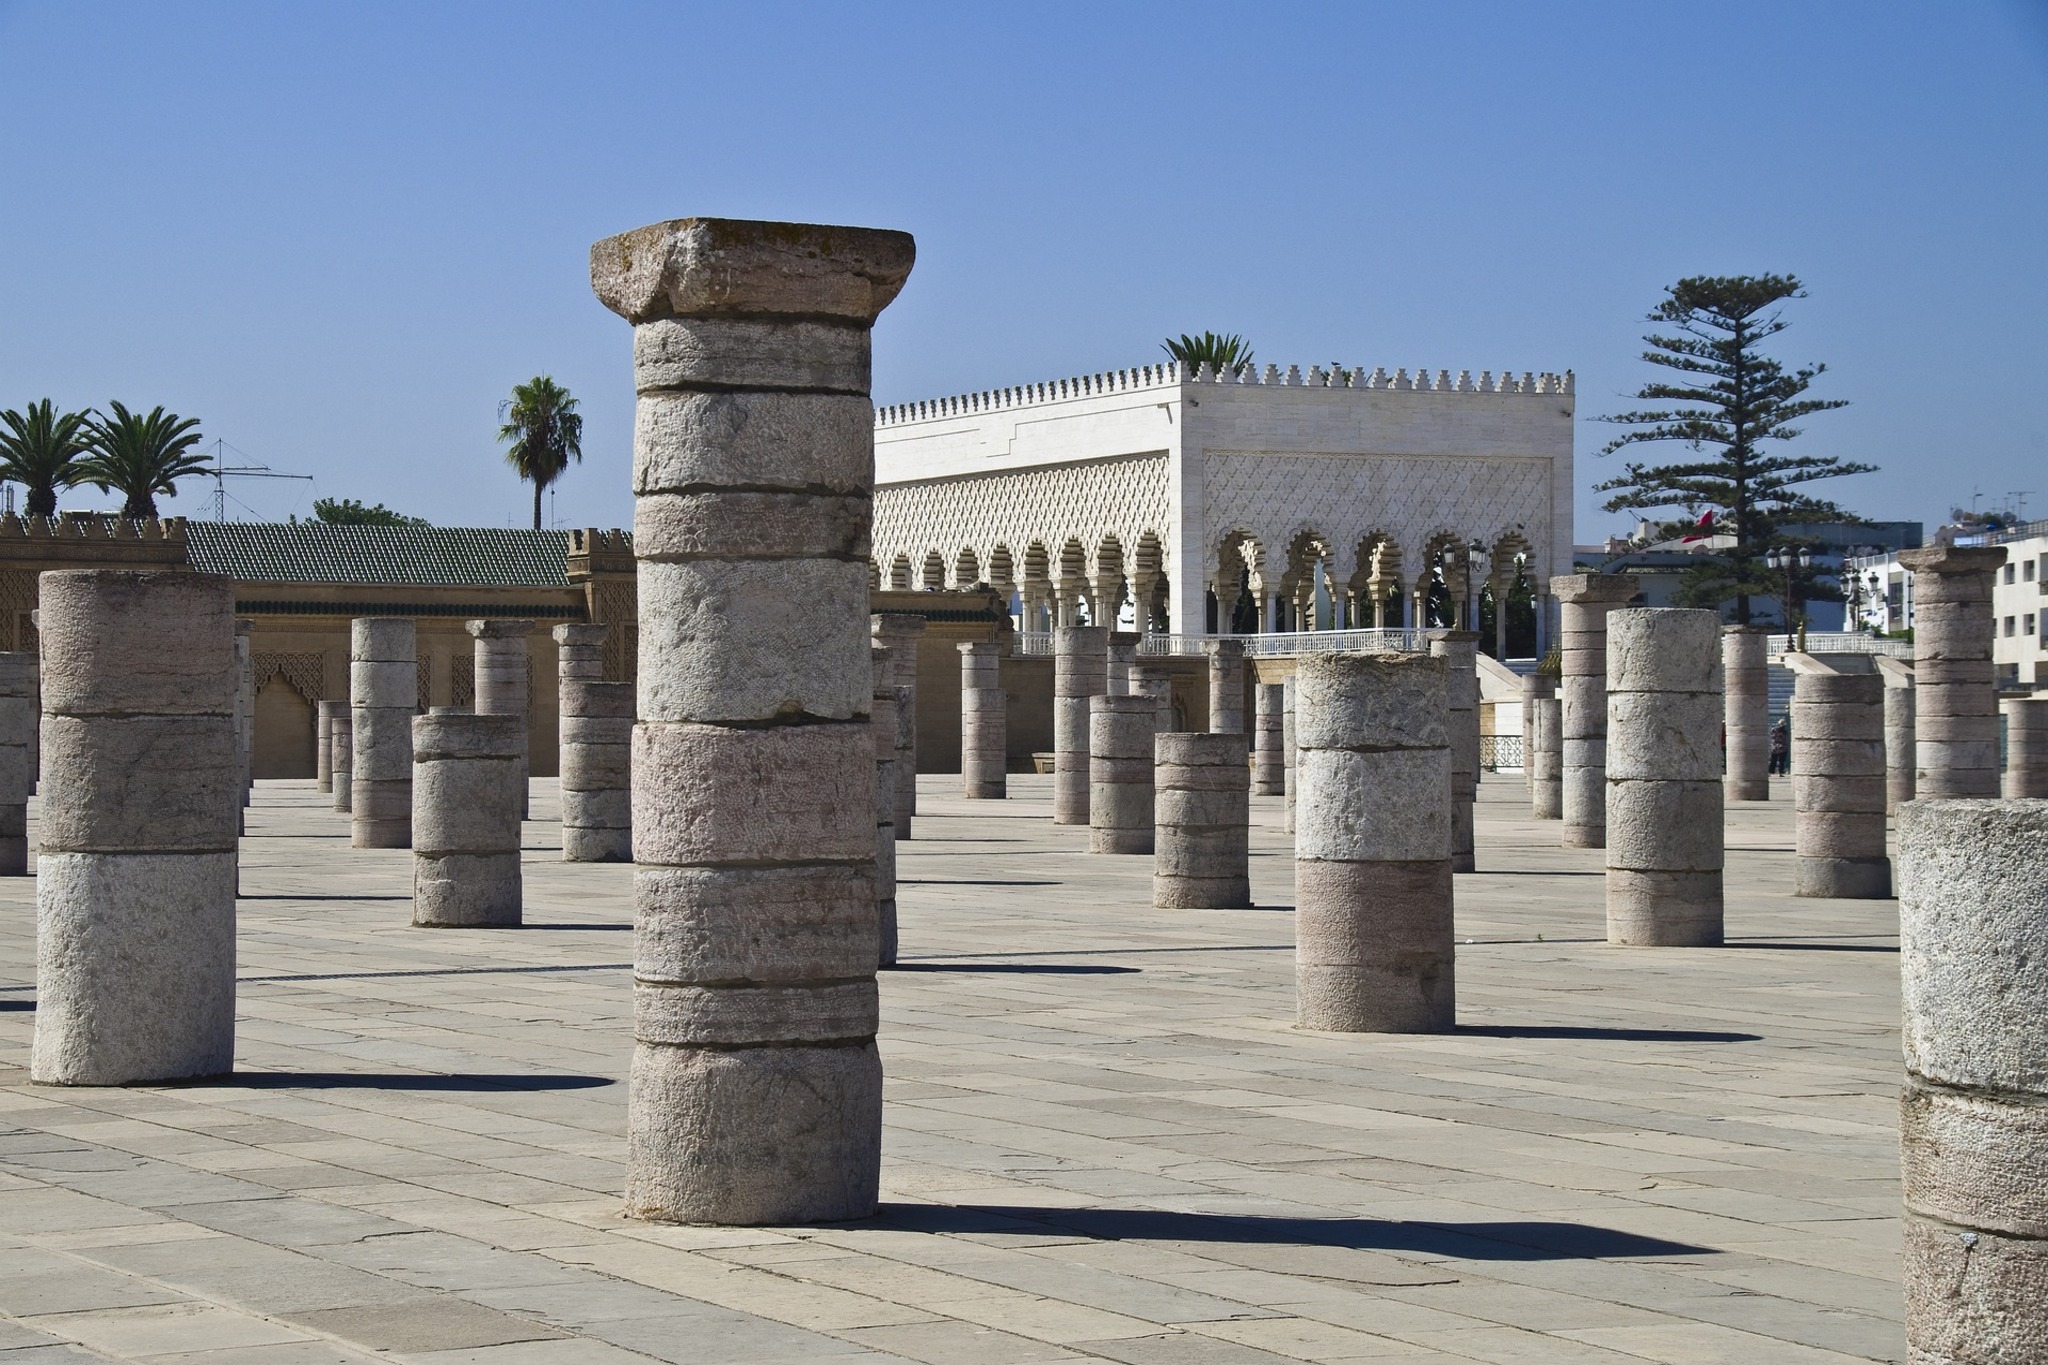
[1680,510,1715,543]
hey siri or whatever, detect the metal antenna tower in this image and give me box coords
[205,439,313,520]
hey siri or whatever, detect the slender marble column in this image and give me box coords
[872,614,924,830]
[561,680,633,862]
[1552,573,1638,848]
[1898,799,2048,1361]
[469,619,532,819]
[1294,652,1454,1033]
[1207,639,1247,734]
[2005,697,2048,798]
[1106,638,1136,697]
[1605,608,1724,947]
[351,618,416,848]
[594,215,911,1224]
[316,699,337,793]
[1723,626,1771,801]
[1901,544,2006,798]
[959,642,1005,798]
[1052,626,1108,824]
[412,710,523,927]
[1879,660,1916,816]
[32,570,238,1084]
[1429,631,1479,873]
[1089,694,1156,854]
[0,654,33,875]
[1791,669,1890,898]
[1253,683,1285,796]
[331,710,352,813]
[871,646,897,968]
[1154,732,1249,908]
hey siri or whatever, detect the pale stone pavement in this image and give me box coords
[0,773,1905,1363]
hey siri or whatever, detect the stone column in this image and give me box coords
[1053,625,1108,825]
[1130,662,1175,733]
[1898,799,2048,1360]
[1106,637,1136,696]
[871,645,897,968]
[2005,697,2048,798]
[350,618,416,848]
[959,642,1005,798]
[469,619,532,819]
[32,570,238,1084]
[1878,658,1916,816]
[554,622,608,683]
[1207,639,1247,734]
[1282,677,1298,834]
[1901,544,2006,798]
[1253,683,1285,796]
[1722,626,1771,801]
[316,699,337,793]
[235,619,254,814]
[1089,694,1156,854]
[1429,631,1479,873]
[1520,671,1550,800]
[1605,608,1724,947]
[412,710,523,927]
[1790,668,1890,898]
[1154,732,1249,908]
[561,679,633,862]
[0,654,32,876]
[1294,652,1454,1033]
[872,613,925,830]
[594,215,911,1225]
[331,709,353,813]
[1530,693,1563,820]
[1552,573,1639,848]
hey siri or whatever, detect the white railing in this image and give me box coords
[1012,629,1427,657]
[1769,633,1912,657]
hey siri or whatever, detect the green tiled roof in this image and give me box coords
[185,523,573,588]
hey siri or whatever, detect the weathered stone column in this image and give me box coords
[235,619,254,815]
[316,699,337,793]
[330,709,352,813]
[1605,608,1724,947]
[1878,657,1916,816]
[1429,631,1479,873]
[1282,677,1298,834]
[32,570,238,1084]
[469,619,532,819]
[1053,625,1108,825]
[871,646,897,968]
[1520,670,1551,799]
[0,654,33,876]
[1898,798,2048,1361]
[561,679,633,862]
[555,622,607,684]
[1531,693,1564,819]
[413,710,523,927]
[1790,666,1890,898]
[959,641,1005,798]
[1155,732,1249,908]
[872,614,924,831]
[1901,544,2006,798]
[2005,697,2048,798]
[1207,639,1247,734]
[1106,637,1136,696]
[1089,694,1156,854]
[1722,626,1771,801]
[1130,662,1174,733]
[1295,652,1454,1033]
[1253,682,1285,796]
[594,215,910,1224]
[1553,573,1638,848]
[351,618,416,848]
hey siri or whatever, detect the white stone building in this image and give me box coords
[1850,523,2048,688]
[871,360,1576,651]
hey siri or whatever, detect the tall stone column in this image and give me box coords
[1052,625,1108,824]
[316,699,337,793]
[331,710,352,813]
[958,642,1005,798]
[1520,670,1551,800]
[1552,574,1638,848]
[1154,732,1249,908]
[235,619,254,815]
[594,215,911,1224]
[1901,544,2006,798]
[1722,626,1771,801]
[872,614,925,830]
[1898,799,2048,1361]
[2005,697,2048,798]
[871,646,897,968]
[1106,637,1136,696]
[1253,683,1285,796]
[554,622,608,683]
[1282,677,1297,834]
[560,679,633,862]
[1605,608,1724,947]
[1878,658,1916,816]
[1428,631,1479,873]
[1530,693,1562,820]
[469,619,532,819]
[412,711,524,927]
[0,654,33,876]
[350,618,416,848]
[1295,652,1454,1033]
[1790,668,1890,898]
[32,570,238,1084]
[1130,663,1175,733]
[1089,694,1155,854]
[1207,639,1247,734]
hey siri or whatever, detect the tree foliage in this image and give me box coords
[312,497,429,527]
[1162,331,1254,377]
[1596,274,1866,623]
[497,375,582,530]
[77,401,208,519]
[0,399,94,516]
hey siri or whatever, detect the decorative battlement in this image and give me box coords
[0,512,189,542]
[875,361,1572,427]
[567,527,635,580]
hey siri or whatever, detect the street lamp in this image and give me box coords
[1765,545,1814,648]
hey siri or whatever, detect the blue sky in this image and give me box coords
[2,1,2043,541]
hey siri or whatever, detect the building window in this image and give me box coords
[2028,613,2038,637]
[2006,616,2018,636]
[2028,560,2039,581]
[2004,564,2017,584]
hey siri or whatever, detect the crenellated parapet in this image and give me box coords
[0,512,189,543]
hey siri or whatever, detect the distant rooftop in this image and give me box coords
[185,523,572,588]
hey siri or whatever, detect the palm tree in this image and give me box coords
[0,400,94,516]
[78,402,209,518]
[1162,331,1255,377]
[497,376,582,529]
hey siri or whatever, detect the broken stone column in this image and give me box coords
[594,215,911,1225]
[1207,639,1247,734]
[1605,608,1724,947]
[1107,637,1136,696]
[1053,625,1108,825]
[316,699,338,793]
[1526,671,1562,820]
[1295,652,1454,1033]
[561,679,633,862]
[330,709,352,813]
[0,654,33,876]
[1898,798,2048,1361]
[872,613,925,831]
[1552,573,1638,848]
[1283,677,1298,834]
[2005,697,2048,798]
[1131,662,1174,733]
[1790,666,1890,898]
[32,570,239,1084]
[1089,694,1156,854]
[1901,544,2006,798]
[1520,670,1551,800]
[1723,626,1771,802]
[1154,732,1249,908]
[1878,657,1916,816]
[1429,631,1479,873]
[350,617,416,848]
[959,641,1005,798]
[871,645,897,968]
[554,622,608,684]
[469,619,532,819]
[1253,682,1285,796]
[412,710,523,927]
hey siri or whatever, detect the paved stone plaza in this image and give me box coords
[0,776,1903,1363]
